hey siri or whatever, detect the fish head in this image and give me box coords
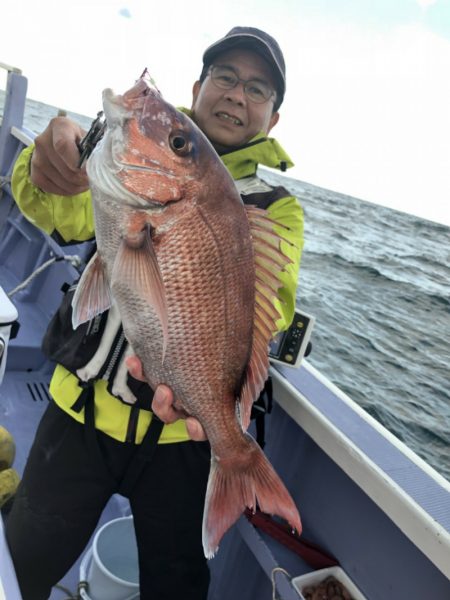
[87,77,230,212]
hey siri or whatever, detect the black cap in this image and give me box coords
[202,26,286,111]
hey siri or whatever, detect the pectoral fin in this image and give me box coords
[112,226,168,359]
[72,252,112,329]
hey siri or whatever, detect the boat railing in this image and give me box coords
[0,64,38,183]
[0,62,22,74]
[0,67,92,372]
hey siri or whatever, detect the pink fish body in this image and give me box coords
[72,78,301,557]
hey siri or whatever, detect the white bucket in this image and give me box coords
[82,516,140,600]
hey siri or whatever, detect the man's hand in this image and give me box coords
[126,356,207,442]
[31,117,89,195]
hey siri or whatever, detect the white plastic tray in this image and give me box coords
[292,566,367,600]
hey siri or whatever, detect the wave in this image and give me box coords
[427,294,450,309]
[365,403,450,446]
[304,250,450,301]
[306,251,401,281]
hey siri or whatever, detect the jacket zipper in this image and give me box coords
[100,329,126,381]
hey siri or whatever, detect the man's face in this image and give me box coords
[191,48,280,152]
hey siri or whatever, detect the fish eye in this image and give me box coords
[169,131,191,156]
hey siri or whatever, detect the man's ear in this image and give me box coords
[267,111,280,133]
[191,81,201,109]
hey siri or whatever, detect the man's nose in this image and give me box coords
[224,82,247,105]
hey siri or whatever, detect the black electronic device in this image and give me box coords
[269,309,315,368]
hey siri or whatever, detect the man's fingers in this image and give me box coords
[31,118,89,194]
[126,355,145,381]
[52,119,86,171]
[125,357,208,441]
[185,417,207,442]
[152,385,179,424]
[31,160,88,196]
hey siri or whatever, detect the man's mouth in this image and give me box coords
[215,111,243,126]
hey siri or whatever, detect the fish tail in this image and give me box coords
[202,433,301,558]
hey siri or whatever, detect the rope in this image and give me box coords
[7,254,82,298]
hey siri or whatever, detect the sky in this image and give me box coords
[1,0,450,226]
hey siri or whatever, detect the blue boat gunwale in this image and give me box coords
[271,361,450,580]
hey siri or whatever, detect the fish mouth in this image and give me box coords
[103,80,155,125]
[215,111,243,126]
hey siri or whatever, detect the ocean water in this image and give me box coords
[0,90,95,137]
[2,92,450,481]
[263,170,450,482]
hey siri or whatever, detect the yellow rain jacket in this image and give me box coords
[12,129,304,444]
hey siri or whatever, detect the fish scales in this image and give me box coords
[118,206,255,415]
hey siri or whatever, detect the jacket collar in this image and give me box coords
[179,108,294,180]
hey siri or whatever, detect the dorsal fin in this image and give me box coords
[239,206,293,430]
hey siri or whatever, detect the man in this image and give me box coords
[6,26,303,600]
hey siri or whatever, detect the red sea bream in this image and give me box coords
[71,77,301,557]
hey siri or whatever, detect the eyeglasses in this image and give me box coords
[208,65,276,104]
